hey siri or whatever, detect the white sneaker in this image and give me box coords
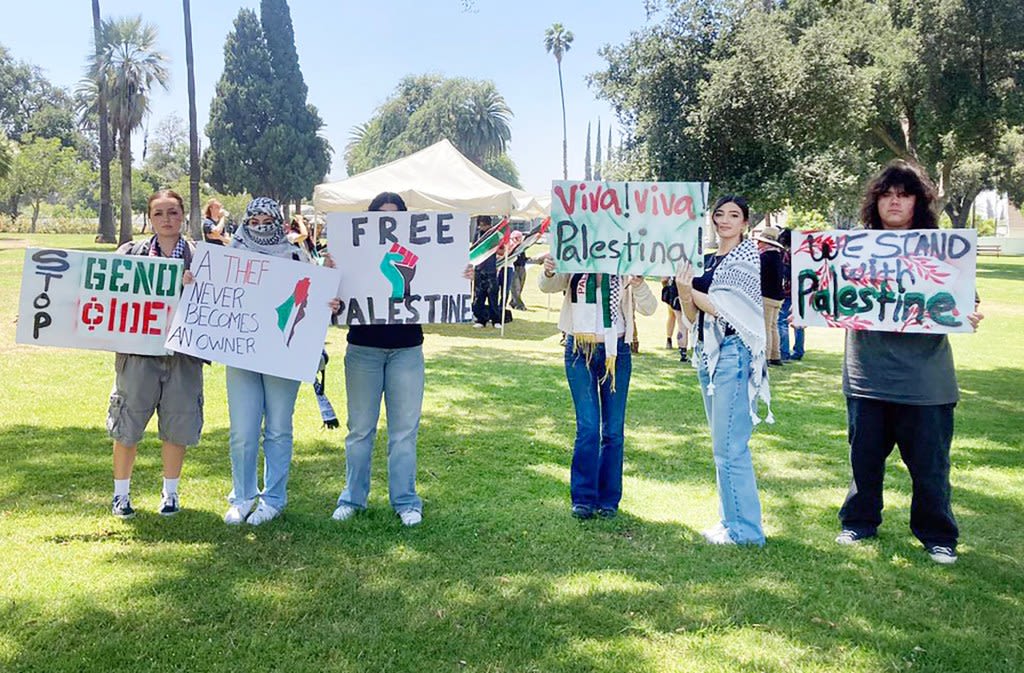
[927,545,958,565]
[332,504,358,521]
[247,501,281,526]
[399,509,423,526]
[223,499,255,525]
[493,323,501,329]
[472,322,484,329]
[702,523,736,545]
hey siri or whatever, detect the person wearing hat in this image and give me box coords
[754,226,786,366]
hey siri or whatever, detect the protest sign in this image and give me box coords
[16,248,182,355]
[326,211,472,325]
[550,180,708,276]
[791,229,977,333]
[164,243,341,381]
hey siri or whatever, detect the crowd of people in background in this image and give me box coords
[101,159,984,566]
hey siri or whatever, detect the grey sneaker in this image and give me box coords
[332,504,358,521]
[112,494,135,519]
[399,510,422,526]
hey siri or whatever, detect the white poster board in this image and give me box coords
[164,243,341,382]
[326,211,472,325]
[791,229,978,333]
[17,247,183,355]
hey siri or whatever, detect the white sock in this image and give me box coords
[114,479,130,497]
[163,477,180,496]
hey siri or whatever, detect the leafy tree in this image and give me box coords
[344,75,518,184]
[87,16,170,244]
[1,136,94,231]
[143,115,189,185]
[204,2,330,211]
[544,23,574,180]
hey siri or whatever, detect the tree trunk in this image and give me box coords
[183,0,202,240]
[557,61,568,180]
[92,0,116,244]
[944,191,979,229]
[30,201,40,233]
[119,125,133,245]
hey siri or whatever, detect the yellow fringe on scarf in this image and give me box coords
[572,333,618,392]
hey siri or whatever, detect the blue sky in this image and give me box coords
[2,0,653,195]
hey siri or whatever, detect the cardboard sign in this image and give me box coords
[164,243,341,382]
[17,248,182,355]
[550,180,707,276]
[791,229,978,333]
[326,211,472,325]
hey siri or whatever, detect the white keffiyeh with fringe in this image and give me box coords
[694,239,773,424]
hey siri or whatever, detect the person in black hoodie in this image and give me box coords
[754,226,786,365]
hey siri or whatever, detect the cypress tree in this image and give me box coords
[594,117,602,181]
[584,121,591,180]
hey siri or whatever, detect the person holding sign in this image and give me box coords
[835,162,984,565]
[539,256,658,519]
[109,190,203,519]
[675,196,771,545]
[331,192,428,527]
[222,197,317,526]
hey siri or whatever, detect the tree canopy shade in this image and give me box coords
[592,0,1024,225]
[203,1,330,207]
[0,135,95,230]
[344,75,519,188]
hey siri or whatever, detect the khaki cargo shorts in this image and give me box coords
[107,353,204,447]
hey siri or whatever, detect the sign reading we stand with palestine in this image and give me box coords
[790,228,978,334]
[550,180,708,276]
[164,243,341,382]
[16,248,183,356]
[326,211,472,325]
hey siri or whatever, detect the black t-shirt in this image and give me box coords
[759,249,785,300]
[694,253,735,342]
[843,331,958,405]
[346,324,424,349]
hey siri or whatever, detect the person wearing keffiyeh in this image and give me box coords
[108,190,204,521]
[539,256,658,520]
[676,195,770,546]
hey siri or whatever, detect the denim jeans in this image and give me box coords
[226,366,302,511]
[337,344,424,513]
[778,298,804,360]
[696,336,765,545]
[839,397,958,549]
[564,335,632,511]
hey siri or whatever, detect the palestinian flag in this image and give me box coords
[276,277,311,347]
[469,218,510,267]
[497,217,551,269]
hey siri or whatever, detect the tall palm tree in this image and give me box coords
[89,16,169,244]
[457,85,512,166]
[544,23,574,180]
[182,0,201,239]
[91,0,115,243]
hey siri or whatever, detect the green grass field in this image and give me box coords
[1,233,1022,673]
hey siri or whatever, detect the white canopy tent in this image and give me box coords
[312,139,547,218]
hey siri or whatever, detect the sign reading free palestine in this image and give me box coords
[550,180,708,276]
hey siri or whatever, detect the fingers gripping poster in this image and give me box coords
[550,180,708,276]
[16,248,183,355]
[326,211,472,325]
[164,243,342,382]
[790,229,978,333]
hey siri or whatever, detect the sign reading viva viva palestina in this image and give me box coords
[326,211,472,325]
[16,248,182,355]
[551,180,708,276]
[791,229,977,334]
[164,243,341,382]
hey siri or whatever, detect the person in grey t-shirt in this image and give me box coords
[834,161,984,566]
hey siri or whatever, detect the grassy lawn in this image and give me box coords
[1,233,1022,672]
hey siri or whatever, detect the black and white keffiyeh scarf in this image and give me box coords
[232,197,308,260]
[698,239,773,423]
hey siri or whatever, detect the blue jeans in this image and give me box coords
[338,344,424,513]
[778,298,804,360]
[564,336,632,511]
[696,336,765,545]
[226,366,301,511]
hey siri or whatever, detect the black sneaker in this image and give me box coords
[835,529,873,545]
[112,494,135,519]
[679,349,689,363]
[571,504,595,520]
[926,545,958,565]
[597,507,618,519]
[159,492,180,517]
